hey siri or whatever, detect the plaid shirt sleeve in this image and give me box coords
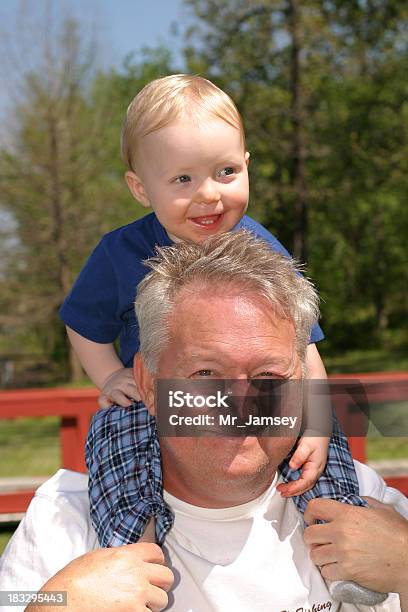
[85,402,174,547]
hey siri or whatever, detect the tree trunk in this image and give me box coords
[48,108,82,382]
[288,0,308,263]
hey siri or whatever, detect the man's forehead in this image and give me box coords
[172,282,283,314]
[158,289,298,369]
[169,287,292,331]
[186,350,296,372]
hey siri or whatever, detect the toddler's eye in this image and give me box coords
[175,175,191,183]
[218,167,235,177]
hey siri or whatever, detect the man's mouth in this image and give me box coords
[190,214,223,227]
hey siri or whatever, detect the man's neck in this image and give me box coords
[163,467,278,509]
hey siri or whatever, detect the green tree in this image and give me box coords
[0,13,174,383]
[183,0,408,351]
[303,0,408,347]
[0,17,103,381]
[184,0,337,260]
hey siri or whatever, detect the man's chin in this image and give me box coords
[214,435,296,487]
[215,443,273,482]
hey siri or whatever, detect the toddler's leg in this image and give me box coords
[279,412,388,605]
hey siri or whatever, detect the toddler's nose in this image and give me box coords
[194,178,221,204]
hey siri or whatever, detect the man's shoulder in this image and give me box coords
[26,469,95,548]
[36,469,89,496]
[0,470,95,594]
[34,469,90,514]
[354,459,408,517]
[353,460,387,499]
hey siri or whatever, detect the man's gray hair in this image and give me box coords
[135,230,320,372]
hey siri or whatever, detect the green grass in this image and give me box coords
[323,348,408,374]
[366,401,408,460]
[324,349,408,460]
[367,437,408,460]
[0,418,61,556]
[365,436,407,461]
[0,417,60,477]
[0,526,15,556]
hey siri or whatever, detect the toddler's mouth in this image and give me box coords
[190,213,223,227]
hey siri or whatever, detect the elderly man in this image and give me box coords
[1,231,407,612]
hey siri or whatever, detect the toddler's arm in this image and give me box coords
[66,326,140,408]
[304,343,326,379]
[277,344,330,497]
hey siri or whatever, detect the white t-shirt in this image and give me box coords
[0,461,406,612]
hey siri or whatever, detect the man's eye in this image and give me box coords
[175,175,191,184]
[218,167,235,177]
[195,369,214,377]
[253,372,278,378]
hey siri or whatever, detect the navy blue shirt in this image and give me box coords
[60,213,324,367]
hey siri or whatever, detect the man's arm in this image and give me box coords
[304,497,408,608]
[26,544,173,612]
[0,472,163,610]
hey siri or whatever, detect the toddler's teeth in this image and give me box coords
[192,214,221,226]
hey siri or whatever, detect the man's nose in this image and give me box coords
[193,178,221,204]
[228,379,254,421]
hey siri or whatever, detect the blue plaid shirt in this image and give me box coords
[86,402,367,547]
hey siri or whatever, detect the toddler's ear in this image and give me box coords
[245,151,250,166]
[125,171,151,208]
[134,353,156,415]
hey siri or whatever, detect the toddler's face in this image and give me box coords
[126,117,249,243]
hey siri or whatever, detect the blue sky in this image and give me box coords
[0,0,188,64]
[93,0,189,66]
[0,0,190,119]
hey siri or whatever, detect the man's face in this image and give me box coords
[136,287,302,508]
[126,117,250,243]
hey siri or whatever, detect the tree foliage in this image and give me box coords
[0,2,406,385]
[183,0,408,350]
[0,15,173,381]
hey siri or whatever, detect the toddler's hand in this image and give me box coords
[277,436,330,497]
[99,367,141,408]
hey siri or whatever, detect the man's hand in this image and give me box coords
[303,497,408,595]
[277,436,329,497]
[99,367,141,408]
[27,543,173,612]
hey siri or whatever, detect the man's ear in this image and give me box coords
[134,353,156,415]
[245,151,250,167]
[125,171,151,208]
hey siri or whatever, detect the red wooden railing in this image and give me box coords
[0,372,407,514]
[333,372,408,467]
[0,388,98,513]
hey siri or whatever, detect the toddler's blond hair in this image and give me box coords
[121,74,246,172]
